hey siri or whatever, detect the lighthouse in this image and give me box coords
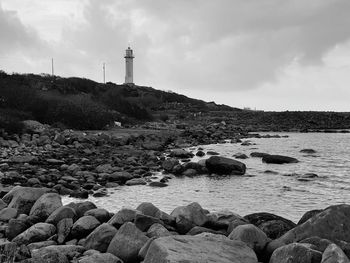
[124,46,134,84]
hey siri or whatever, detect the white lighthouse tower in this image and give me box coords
[124,46,134,85]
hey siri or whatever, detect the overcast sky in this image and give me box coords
[1,0,350,111]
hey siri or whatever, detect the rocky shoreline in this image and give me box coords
[1,121,349,262]
[1,188,350,263]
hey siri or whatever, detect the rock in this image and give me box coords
[187,226,225,236]
[270,243,322,263]
[270,205,350,254]
[0,207,18,221]
[78,252,123,263]
[298,209,323,225]
[29,193,62,221]
[31,245,85,263]
[171,202,209,234]
[12,222,56,245]
[47,159,65,165]
[71,216,101,238]
[57,218,73,244]
[234,153,249,159]
[300,149,317,154]
[67,201,96,218]
[22,120,46,133]
[228,224,269,255]
[136,202,160,217]
[125,178,147,186]
[299,236,333,253]
[3,186,51,214]
[9,155,37,163]
[96,164,115,174]
[6,218,29,240]
[134,213,163,232]
[169,149,194,158]
[196,150,205,157]
[0,199,6,210]
[46,206,77,225]
[250,152,270,158]
[27,240,57,251]
[147,223,171,238]
[107,222,149,263]
[262,154,299,164]
[205,156,246,175]
[143,235,258,263]
[84,223,118,252]
[28,177,41,186]
[108,208,140,228]
[322,243,350,263]
[207,151,220,156]
[162,158,180,172]
[149,181,168,187]
[0,241,17,263]
[244,212,296,239]
[107,171,133,184]
[206,210,247,230]
[84,208,111,223]
[182,168,197,177]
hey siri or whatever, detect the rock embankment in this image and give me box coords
[0,187,349,262]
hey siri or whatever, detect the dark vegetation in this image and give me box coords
[1,70,350,134]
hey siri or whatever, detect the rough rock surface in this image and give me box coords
[205,156,246,175]
[84,223,118,252]
[12,222,56,245]
[29,193,63,221]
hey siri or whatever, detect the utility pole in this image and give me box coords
[51,58,54,76]
[103,62,106,84]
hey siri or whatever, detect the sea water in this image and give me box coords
[63,132,350,223]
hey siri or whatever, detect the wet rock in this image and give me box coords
[78,252,123,263]
[107,222,149,263]
[196,150,205,157]
[300,149,317,154]
[182,168,198,177]
[244,212,296,239]
[3,186,51,214]
[0,207,18,221]
[57,218,73,244]
[262,154,299,164]
[187,226,225,236]
[84,208,111,223]
[0,198,6,211]
[206,211,247,230]
[29,193,62,221]
[69,190,89,199]
[96,164,115,174]
[149,181,168,187]
[12,222,56,245]
[125,178,147,186]
[206,156,246,175]
[108,208,140,228]
[169,149,194,158]
[171,202,209,234]
[9,155,37,164]
[162,158,179,172]
[270,243,322,263]
[67,201,97,218]
[299,236,333,253]
[84,223,118,252]
[46,206,77,225]
[207,151,220,156]
[250,152,270,158]
[228,224,269,255]
[143,235,258,263]
[27,240,57,251]
[71,216,101,238]
[234,153,249,159]
[321,243,350,263]
[107,171,133,184]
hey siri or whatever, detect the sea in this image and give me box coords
[63,132,350,223]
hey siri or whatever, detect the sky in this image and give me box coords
[1,0,350,111]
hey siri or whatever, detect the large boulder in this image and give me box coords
[2,186,51,214]
[29,193,62,221]
[143,235,258,263]
[270,243,322,263]
[84,208,111,223]
[46,206,77,225]
[205,156,246,175]
[71,215,101,238]
[67,201,97,218]
[244,212,296,239]
[107,222,149,263]
[272,205,350,247]
[0,207,18,221]
[57,218,73,244]
[262,155,299,164]
[108,208,140,228]
[228,224,269,255]
[12,222,56,245]
[107,171,133,184]
[171,202,209,234]
[78,252,123,263]
[6,218,29,240]
[84,223,118,252]
[321,243,350,263]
